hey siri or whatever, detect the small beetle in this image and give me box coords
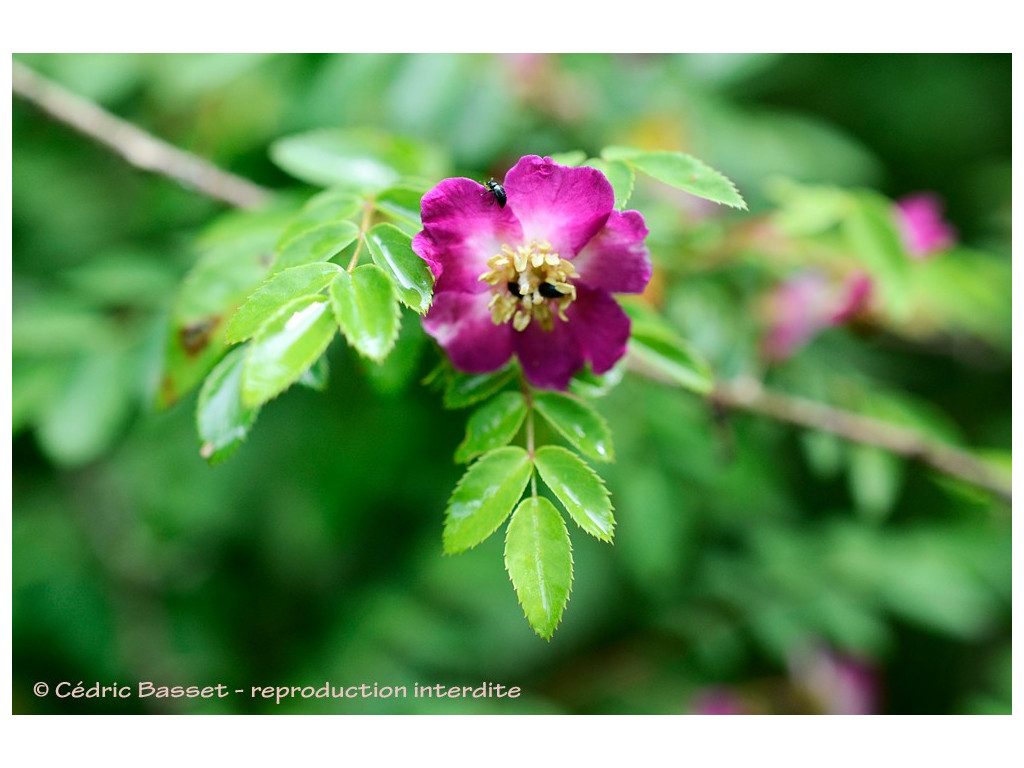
[483,178,507,208]
[538,282,565,299]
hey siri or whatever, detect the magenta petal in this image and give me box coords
[568,285,632,374]
[413,177,523,293]
[571,210,652,294]
[503,156,614,256]
[513,318,585,390]
[422,291,513,373]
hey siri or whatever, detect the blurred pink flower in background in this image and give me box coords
[690,687,750,715]
[894,193,956,258]
[761,270,873,362]
[789,645,879,715]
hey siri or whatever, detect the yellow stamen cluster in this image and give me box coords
[479,240,578,332]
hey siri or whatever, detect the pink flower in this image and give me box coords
[761,270,873,362]
[790,646,879,715]
[413,156,652,390]
[895,193,956,258]
[690,687,750,715]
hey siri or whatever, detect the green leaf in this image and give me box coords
[273,220,360,271]
[196,347,260,465]
[534,445,615,542]
[504,496,573,640]
[443,447,533,554]
[624,306,714,395]
[277,188,363,246]
[270,128,445,192]
[365,223,434,314]
[443,365,517,409]
[848,445,904,522]
[374,185,425,228]
[225,262,342,344]
[548,150,586,167]
[532,391,615,463]
[329,264,401,363]
[35,349,135,466]
[601,146,747,209]
[241,296,337,408]
[583,158,635,210]
[843,191,911,319]
[454,392,527,464]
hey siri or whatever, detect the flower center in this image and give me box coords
[479,240,578,332]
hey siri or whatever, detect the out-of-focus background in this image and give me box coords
[12,53,1011,714]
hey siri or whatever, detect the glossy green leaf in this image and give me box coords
[270,128,445,192]
[454,392,527,464]
[160,207,293,407]
[602,146,747,209]
[532,391,615,463]
[276,188,363,247]
[196,347,260,465]
[329,264,401,362]
[273,220,360,271]
[241,296,337,408]
[365,223,434,314]
[225,262,341,344]
[534,445,615,542]
[843,191,911,319]
[504,496,573,640]
[443,447,533,554]
[443,365,517,409]
[624,307,714,395]
[584,158,635,210]
[374,185,425,228]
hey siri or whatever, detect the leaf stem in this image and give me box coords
[347,198,376,272]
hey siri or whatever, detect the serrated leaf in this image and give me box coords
[583,158,635,210]
[269,128,445,192]
[534,445,615,542]
[365,223,434,314]
[273,220,360,271]
[329,264,401,363]
[374,185,425,228]
[532,391,614,463]
[241,296,337,408]
[443,365,517,409]
[504,496,573,640]
[196,346,260,465]
[443,447,533,554]
[843,191,911,319]
[226,263,341,344]
[601,146,746,209]
[277,188,363,247]
[624,307,714,395]
[455,392,527,464]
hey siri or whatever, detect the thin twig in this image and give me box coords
[709,375,1011,503]
[12,60,273,210]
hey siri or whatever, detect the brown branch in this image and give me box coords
[12,60,273,210]
[709,375,1011,503]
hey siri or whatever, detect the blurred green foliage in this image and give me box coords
[13,53,1010,714]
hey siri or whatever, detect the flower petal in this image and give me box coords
[413,177,523,294]
[568,285,632,374]
[571,210,652,294]
[422,291,513,373]
[513,317,585,391]
[503,156,614,256]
